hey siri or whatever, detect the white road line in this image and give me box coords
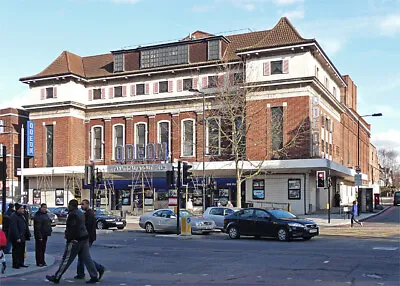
[373,247,398,251]
[324,261,329,263]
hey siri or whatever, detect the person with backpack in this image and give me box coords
[33,203,52,267]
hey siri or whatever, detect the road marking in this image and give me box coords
[257,276,262,278]
[286,278,292,280]
[20,278,27,280]
[65,280,74,283]
[202,274,209,276]
[314,279,322,282]
[175,273,183,275]
[373,247,398,251]
[153,252,159,255]
[324,260,329,263]
[119,284,126,286]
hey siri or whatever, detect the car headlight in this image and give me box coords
[195,222,204,227]
[288,223,305,228]
[54,215,58,220]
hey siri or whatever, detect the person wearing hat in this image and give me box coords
[2,203,15,254]
[8,203,29,269]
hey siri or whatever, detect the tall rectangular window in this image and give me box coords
[0,120,4,133]
[183,78,193,91]
[46,87,54,99]
[234,116,246,157]
[135,123,146,145]
[159,81,168,93]
[46,125,54,167]
[158,121,170,148]
[182,120,194,157]
[113,53,124,72]
[114,86,123,97]
[93,126,103,160]
[207,118,220,156]
[271,107,283,151]
[93,89,101,100]
[136,84,145,95]
[114,125,124,146]
[208,40,220,60]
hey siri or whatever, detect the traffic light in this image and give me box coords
[166,166,175,187]
[182,162,192,185]
[96,170,103,185]
[210,177,217,191]
[317,171,326,188]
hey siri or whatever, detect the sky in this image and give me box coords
[0,0,399,155]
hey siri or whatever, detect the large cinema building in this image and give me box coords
[19,18,379,214]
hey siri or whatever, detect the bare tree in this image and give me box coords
[378,148,399,187]
[203,63,309,208]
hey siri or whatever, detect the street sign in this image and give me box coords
[354,174,362,186]
[107,163,173,173]
[355,166,361,174]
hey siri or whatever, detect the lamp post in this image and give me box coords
[189,88,206,211]
[357,113,382,212]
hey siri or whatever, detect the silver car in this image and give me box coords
[139,209,216,234]
[203,207,238,230]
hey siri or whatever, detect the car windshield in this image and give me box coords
[395,192,400,198]
[268,210,297,219]
[30,206,40,213]
[179,210,193,217]
[95,209,111,215]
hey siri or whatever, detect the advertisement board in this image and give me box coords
[26,121,35,156]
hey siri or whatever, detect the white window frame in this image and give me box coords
[134,122,148,146]
[181,119,196,157]
[0,120,4,133]
[112,124,125,160]
[157,120,171,153]
[206,117,221,156]
[91,125,104,161]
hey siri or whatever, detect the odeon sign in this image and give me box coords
[115,142,169,163]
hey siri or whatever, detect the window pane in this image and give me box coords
[93,89,101,100]
[208,40,220,60]
[93,127,102,160]
[208,76,218,88]
[159,81,168,93]
[271,61,283,75]
[140,45,188,69]
[46,87,54,99]
[115,125,123,146]
[159,122,169,146]
[183,78,193,91]
[271,107,283,151]
[114,86,122,97]
[136,124,146,145]
[113,54,124,72]
[207,118,220,155]
[233,73,243,85]
[46,125,53,167]
[136,84,145,95]
[234,116,246,156]
[183,120,194,156]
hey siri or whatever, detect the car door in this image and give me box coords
[238,209,256,235]
[209,208,225,229]
[58,208,69,223]
[254,209,273,237]
[163,210,177,232]
[151,210,164,231]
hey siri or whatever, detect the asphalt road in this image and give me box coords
[1,208,399,286]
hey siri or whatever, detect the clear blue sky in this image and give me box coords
[1,0,399,154]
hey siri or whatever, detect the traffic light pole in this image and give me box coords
[327,170,331,224]
[1,146,6,216]
[176,160,181,234]
[91,167,95,208]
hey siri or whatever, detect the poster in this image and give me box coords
[55,189,64,205]
[33,189,41,205]
[252,179,265,200]
[288,179,301,200]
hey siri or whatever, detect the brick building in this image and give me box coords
[19,18,378,214]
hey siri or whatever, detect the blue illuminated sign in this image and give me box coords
[26,121,34,156]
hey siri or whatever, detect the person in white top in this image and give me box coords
[187,198,193,210]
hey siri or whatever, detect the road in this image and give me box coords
[1,207,399,286]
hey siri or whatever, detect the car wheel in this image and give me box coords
[254,235,261,239]
[145,222,154,233]
[303,237,312,241]
[96,221,106,230]
[277,228,289,241]
[117,226,124,230]
[228,226,240,239]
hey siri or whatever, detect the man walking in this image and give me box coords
[2,203,15,254]
[8,203,29,269]
[46,199,98,284]
[75,199,105,280]
[33,203,52,267]
[351,200,363,228]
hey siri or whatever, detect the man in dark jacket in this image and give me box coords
[75,199,105,280]
[8,203,29,269]
[33,203,52,267]
[46,199,98,284]
[2,203,15,254]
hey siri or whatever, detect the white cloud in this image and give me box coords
[379,14,400,36]
[281,7,304,20]
[371,129,400,154]
[0,89,30,110]
[273,0,303,5]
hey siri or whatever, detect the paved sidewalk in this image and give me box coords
[0,251,56,278]
[300,207,390,227]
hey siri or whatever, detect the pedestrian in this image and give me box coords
[75,199,105,281]
[227,201,233,208]
[33,203,52,267]
[0,230,7,274]
[351,200,363,228]
[2,203,15,254]
[46,199,99,284]
[133,197,139,216]
[186,198,193,210]
[8,203,29,269]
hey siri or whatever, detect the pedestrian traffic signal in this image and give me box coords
[96,170,103,185]
[182,162,192,185]
[317,171,326,188]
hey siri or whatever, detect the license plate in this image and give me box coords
[116,222,123,224]
[309,229,318,233]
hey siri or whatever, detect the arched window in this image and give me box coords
[181,119,195,157]
[134,122,147,146]
[112,124,125,159]
[91,125,103,160]
[157,120,170,151]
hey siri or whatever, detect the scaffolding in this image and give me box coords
[36,173,53,204]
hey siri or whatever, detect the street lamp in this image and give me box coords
[189,88,206,211]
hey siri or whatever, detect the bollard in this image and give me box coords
[180,217,192,236]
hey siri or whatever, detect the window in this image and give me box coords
[333,86,336,98]
[239,209,254,218]
[158,121,170,150]
[233,116,246,157]
[209,208,224,216]
[114,86,122,97]
[113,124,124,159]
[182,119,195,157]
[271,106,283,151]
[92,126,103,160]
[46,125,54,167]
[326,142,329,155]
[183,78,193,91]
[208,40,220,60]
[159,81,168,93]
[208,76,218,88]
[136,84,145,95]
[140,45,189,69]
[55,189,64,206]
[315,66,319,78]
[288,179,301,200]
[329,144,332,155]
[93,89,101,100]
[325,77,329,88]
[113,53,124,72]
[271,60,283,74]
[233,72,243,85]
[135,123,147,145]
[321,140,325,152]
[46,87,54,99]
[255,210,270,218]
[0,120,3,133]
[207,118,220,156]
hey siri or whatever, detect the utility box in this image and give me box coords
[180,217,192,236]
